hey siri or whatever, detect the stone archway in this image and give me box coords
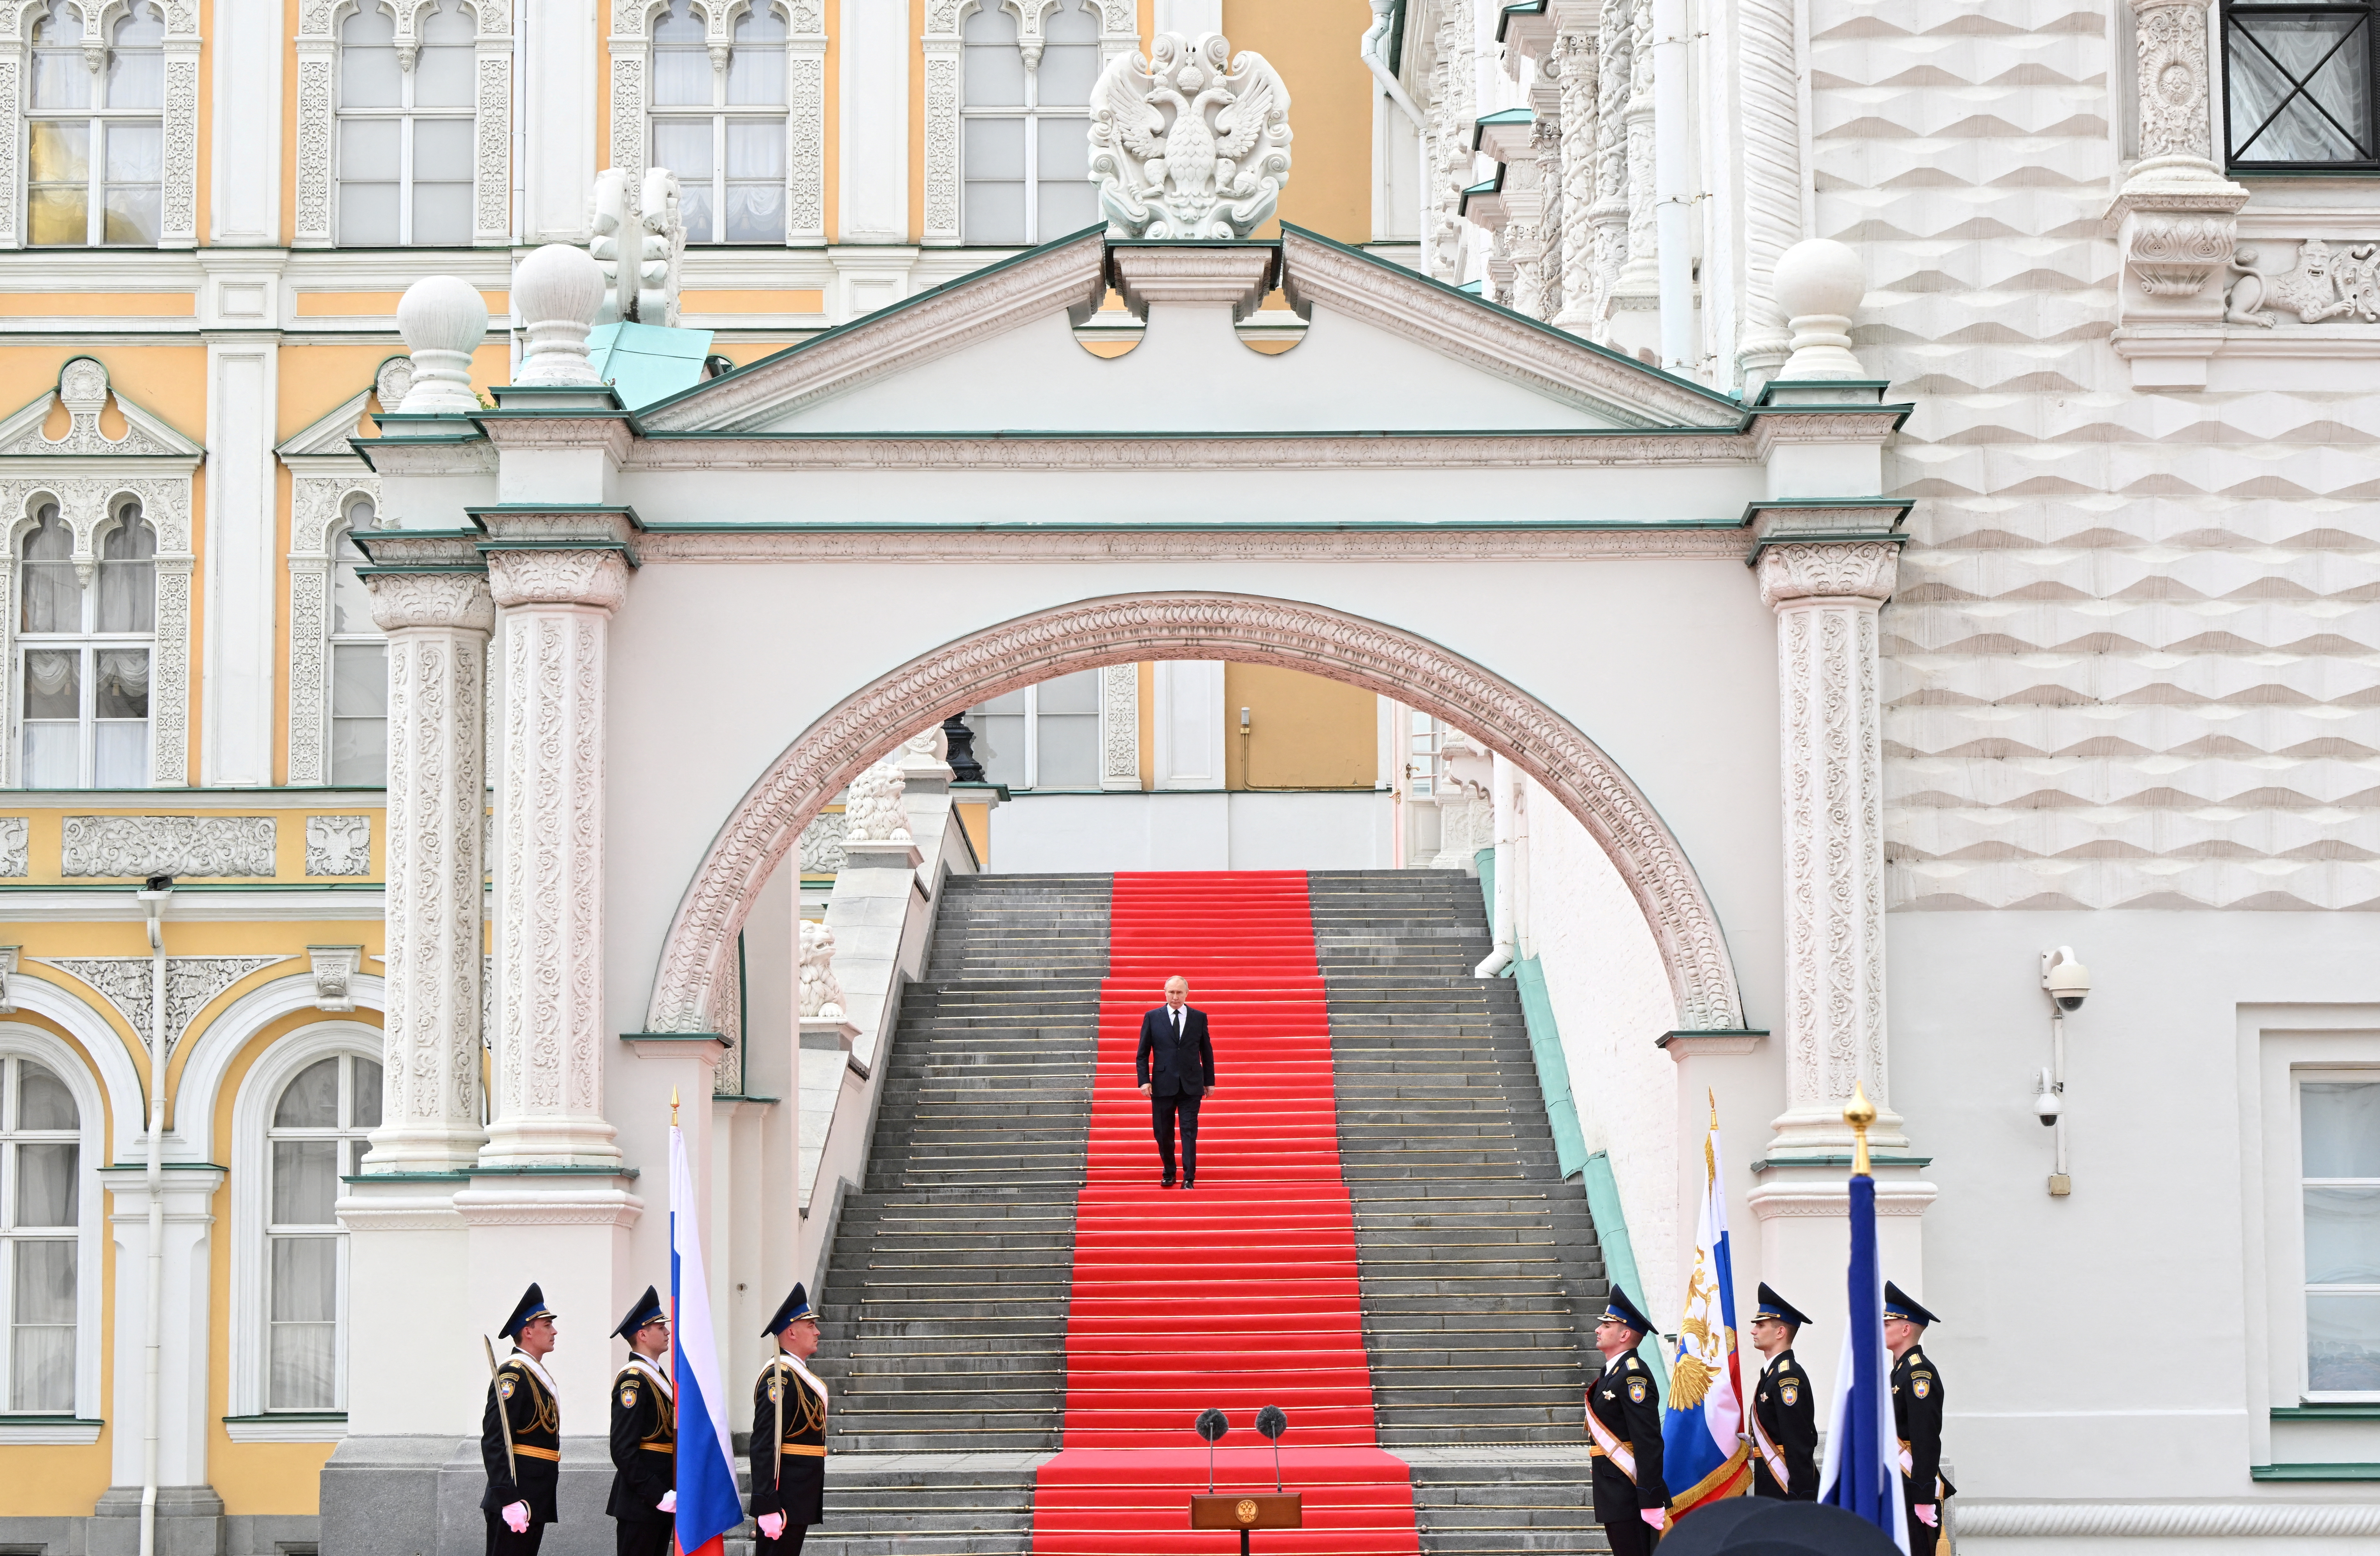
[644,591,1747,1036]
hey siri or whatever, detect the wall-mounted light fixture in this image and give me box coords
[2039,946,2090,1196]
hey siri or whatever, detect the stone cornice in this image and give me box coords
[352,437,497,476]
[351,530,488,570]
[474,415,638,464]
[632,523,1755,564]
[624,430,1760,472]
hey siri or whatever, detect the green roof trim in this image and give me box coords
[2249,1463,2380,1481]
[1497,0,1549,39]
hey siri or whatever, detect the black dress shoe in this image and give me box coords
[1182,1175,1196,1189]
[1162,1175,1176,1189]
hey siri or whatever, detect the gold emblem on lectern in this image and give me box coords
[1236,1499,1258,1524]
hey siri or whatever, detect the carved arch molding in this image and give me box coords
[646,592,1746,1036]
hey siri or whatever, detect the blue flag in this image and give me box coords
[1817,1173,1908,1554]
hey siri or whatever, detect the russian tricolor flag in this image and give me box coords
[1661,1096,1751,1516]
[671,1121,746,1556]
[1818,1170,1910,1553]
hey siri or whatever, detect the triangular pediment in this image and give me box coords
[635,227,1744,438]
[278,356,413,467]
[0,357,205,461]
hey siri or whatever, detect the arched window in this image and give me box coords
[328,497,386,786]
[20,499,154,788]
[1,1053,80,1412]
[26,1,166,245]
[336,0,476,244]
[264,1052,381,1410]
[960,0,1100,244]
[649,0,788,243]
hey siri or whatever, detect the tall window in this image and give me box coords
[2,1055,79,1414]
[2223,2,2380,167]
[20,500,153,788]
[960,0,1100,243]
[329,498,387,787]
[967,668,1099,788]
[337,0,475,244]
[2302,1077,2380,1396]
[266,1053,381,1411]
[26,1,166,246]
[649,0,788,243]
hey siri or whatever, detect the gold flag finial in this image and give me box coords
[671,1087,680,1127]
[1708,1087,1719,1130]
[1844,1082,1876,1177]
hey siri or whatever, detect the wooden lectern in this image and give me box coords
[1189,1493,1302,1555]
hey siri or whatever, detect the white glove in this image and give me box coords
[502,1502,530,1534]
[756,1512,786,1540]
[656,1490,676,1514]
[1641,1507,1668,1531]
[1916,1503,1938,1529]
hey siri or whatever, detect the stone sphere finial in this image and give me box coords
[1772,238,1868,380]
[393,275,489,413]
[512,243,606,388]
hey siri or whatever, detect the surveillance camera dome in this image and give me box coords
[2043,948,2090,1012]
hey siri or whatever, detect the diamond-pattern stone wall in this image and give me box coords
[1812,0,2380,912]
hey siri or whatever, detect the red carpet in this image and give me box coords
[1029,872,1419,1554]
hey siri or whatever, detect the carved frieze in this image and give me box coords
[796,811,847,873]
[0,816,24,878]
[305,815,373,876]
[62,815,275,878]
[42,955,283,1055]
[2224,238,2380,326]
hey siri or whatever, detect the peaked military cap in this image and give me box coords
[1754,1282,1812,1328]
[498,1282,557,1341]
[613,1284,666,1340]
[1598,1283,1655,1336]
[1883,1281,1938,1326]
[761,1283,816,1336]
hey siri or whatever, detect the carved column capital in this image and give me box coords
[1756,540,1900,610]
[364,569,497,633]
[485,549,630,612]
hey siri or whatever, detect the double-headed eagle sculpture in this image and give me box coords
[1090,31,1293,241]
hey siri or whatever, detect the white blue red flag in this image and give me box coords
[1660,1094,1751,1516]
[1818,1170,1910,1553]
[671,1120,745,1556]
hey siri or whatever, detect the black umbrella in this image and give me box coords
[1656,1498,1903,1556]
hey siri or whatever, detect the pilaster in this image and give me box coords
[100,1166,226,1523]
[1550,2,1598,329]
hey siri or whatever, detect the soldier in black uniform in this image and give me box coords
[482,1284,563,1556]
[1583,1285,1668,1556]
[1885,1282,1954,1553]
[1746,1283,1818,1500]
[749,1284,827,1555]
[608,1286,676,1556]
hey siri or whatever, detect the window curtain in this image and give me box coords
[9,1239,76,1412]
[2229,13,2373,161]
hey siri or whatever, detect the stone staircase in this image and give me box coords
[801,872,1111,1556]
[1311,869,1610,1555]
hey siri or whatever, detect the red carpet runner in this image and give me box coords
[1029,872,1420,1554]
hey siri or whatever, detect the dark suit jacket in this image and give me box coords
[1136,1005,1215,1096]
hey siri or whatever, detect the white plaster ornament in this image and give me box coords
[1771,239,1868,379]
[393,275,490,413]
[1090,31,1293,240]
[511,243,606,388]
[843,761,913,845]
[797,920,845,1021]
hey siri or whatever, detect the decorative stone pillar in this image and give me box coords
[1602,0,1661,354]
[1734,0,1802,387]
[359,571,493,1173]
[481,548,630,1167]
[1098,664,1140,790]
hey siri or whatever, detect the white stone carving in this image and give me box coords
[590,168,635,325]
[484,548,629,1166]
[375,356,417,411]
[1089,30,1293,240]
[1734,0,1801,383]
[0,944,15,1012]
[309,946,363,1012]
[0,817,25,877]
[895,725,955,794]
[512,244,606,387]
[2226,239,2380,325]
[360,569,493,1174]
[0,360,178,458]
[1550,5,1599,329]
[1772,240,1868,379]
[921,3,962,244]
[61,815,274,878]
[394,277,491,413]
[593,169,686,325]
[797,918,844,1020]
[43,956,281,1057]
[1099,662,1139,789]
[304,815,373,876]
[796,811,847,873]
[1426,0,1476,281]
[645,593,1745,1042]
[843,761,913,845]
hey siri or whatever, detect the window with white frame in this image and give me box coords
[2,1053,80,1413]
[265,1051,381,1411]
[967,668,1100,788]
[960,0,1101,244]
[336,0,476,245]
[648,0,788,244]
[26,0,166,246]
[2301,1075,2380,1396]
[20,499,153,788]
[328,498,386,787]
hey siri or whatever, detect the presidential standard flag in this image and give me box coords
[1660,1094,1751,1515]
[671,1118,746,1556]
[1817,1167,1910,1554]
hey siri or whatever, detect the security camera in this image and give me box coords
[2042,947,2090,1012]
[2034,1069,2062,1127]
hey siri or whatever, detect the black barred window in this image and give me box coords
[2224,2,2380,168]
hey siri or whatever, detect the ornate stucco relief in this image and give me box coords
[62,815,275,877]
[41,956,283,1055]
[305,815,373,876]
[0,815,26,877]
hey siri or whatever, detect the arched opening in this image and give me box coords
[645,591,1744,1038]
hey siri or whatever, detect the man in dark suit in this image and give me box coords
[1135,975,1216,1188]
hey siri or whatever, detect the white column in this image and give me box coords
[361,572,494,1173]
[208,0,280,243]
[1757,540,1903,1156]
[1732,0,1800,386]
[102,1169,224,1521]
[483,549,630,1166]
[839,0,909,242]
[199,342,277,786]
[521,0,596,241]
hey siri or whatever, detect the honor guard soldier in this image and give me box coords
[608,1286,676,1556]
[1583,1285,1669,1556]
[750,1285,828,1554]
[482,1284,563,1556]
[1885,1282,1954,1552]
[1746,1283,1818,1500]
